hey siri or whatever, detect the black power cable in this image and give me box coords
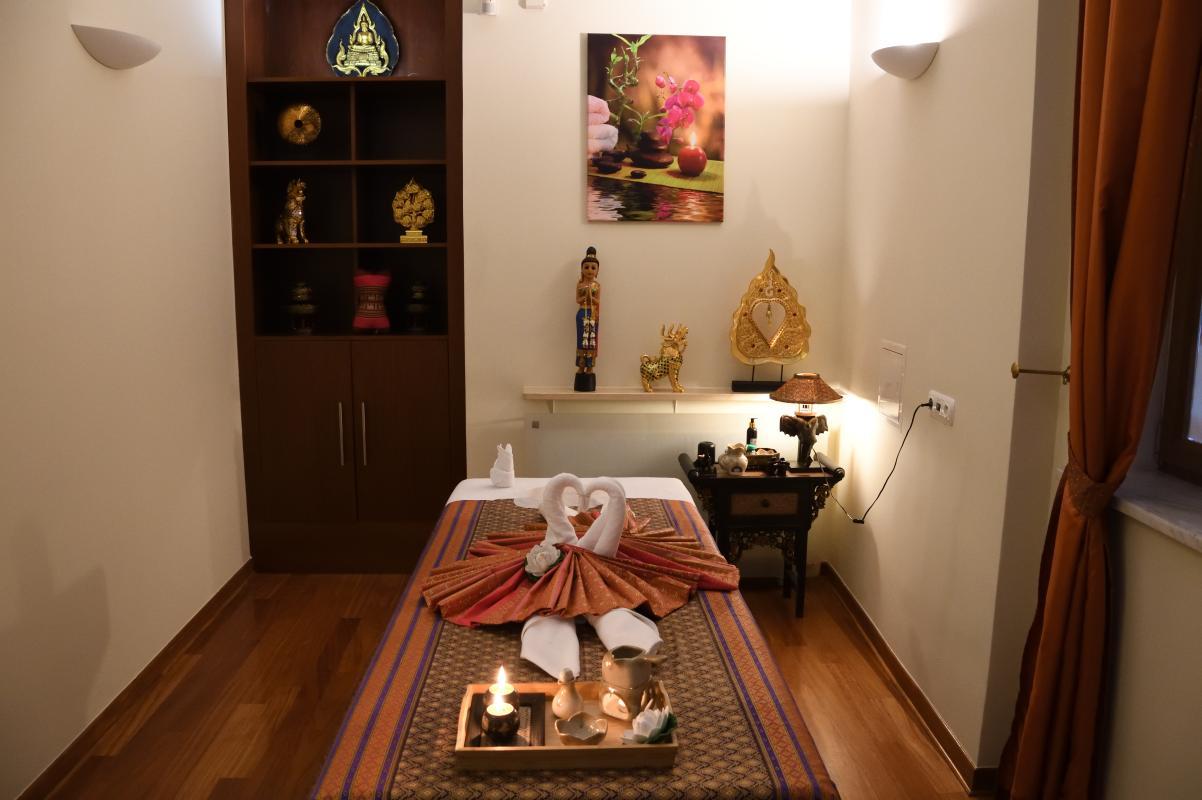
[828,399,934,525]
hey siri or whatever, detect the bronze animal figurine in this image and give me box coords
[275,179,308,244]
[639,323,689,393]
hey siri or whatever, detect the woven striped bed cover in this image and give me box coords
[313,497,840,800]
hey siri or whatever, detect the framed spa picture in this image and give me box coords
[586,33,726,223]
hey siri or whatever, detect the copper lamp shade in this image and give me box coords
[769,373,842,406]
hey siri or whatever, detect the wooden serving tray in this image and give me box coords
[454,680,678,771]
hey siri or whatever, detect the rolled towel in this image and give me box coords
[586,607,662,656]
[521,615,581,679]
[489,443,515,488]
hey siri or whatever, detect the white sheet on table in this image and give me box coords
[446,477,694,505]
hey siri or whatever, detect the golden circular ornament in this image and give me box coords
[277,104,322,145]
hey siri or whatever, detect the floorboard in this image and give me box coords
[33,573,971,799]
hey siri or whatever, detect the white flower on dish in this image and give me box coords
[621,707,670,744]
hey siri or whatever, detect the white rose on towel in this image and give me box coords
[524,542,562,578]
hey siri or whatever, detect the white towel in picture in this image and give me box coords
[586,608,663,656]
[489,443,515,488]
[520,615,581,679]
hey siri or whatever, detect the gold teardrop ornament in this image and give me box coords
[729,249,811,365]
[277,104,322,145]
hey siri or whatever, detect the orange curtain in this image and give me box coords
[998,1,1202,798]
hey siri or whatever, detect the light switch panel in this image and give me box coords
[878,340,906,427]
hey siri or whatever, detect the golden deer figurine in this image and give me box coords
[639,323,689,393]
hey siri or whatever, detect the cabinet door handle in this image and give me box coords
[337,402,345,467]
[361,401,368,467]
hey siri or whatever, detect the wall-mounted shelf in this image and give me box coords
[523,386,773,414]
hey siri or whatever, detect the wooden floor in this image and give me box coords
[32,572,969,800]
[745,581,972,800]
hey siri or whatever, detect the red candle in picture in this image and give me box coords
[677,132,708,177]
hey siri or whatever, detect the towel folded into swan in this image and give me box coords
[420,473,739,676]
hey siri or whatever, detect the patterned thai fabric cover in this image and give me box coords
[313,498,840,800]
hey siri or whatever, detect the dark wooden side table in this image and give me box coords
[678,453,845,616]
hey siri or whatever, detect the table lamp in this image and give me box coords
[769,372,842,468]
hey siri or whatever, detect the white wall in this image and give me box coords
[462,0,851,478]
[978,0,1076,764]
[0,1,247,795]
[831,0,1042,765]
[1103,511,1202,800]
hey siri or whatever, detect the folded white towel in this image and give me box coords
[489,443,515,488]
[586,608,662,656]
[521,615,581,679]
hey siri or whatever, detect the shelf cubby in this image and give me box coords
[252,249,354,336]
[243,0,448,80]
[250,165,354,245]
[356,247,448,336]
[355,82,446,160]
[249,83,351,162]
[355,164,447,244]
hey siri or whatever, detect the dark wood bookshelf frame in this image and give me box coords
[223,0,465,570]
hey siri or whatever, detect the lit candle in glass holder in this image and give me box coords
[488,665,519,709]
[482,689,519,740]
[677,131,708,177]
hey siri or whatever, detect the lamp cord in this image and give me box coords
[827,400,933,525]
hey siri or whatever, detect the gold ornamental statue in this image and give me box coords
[640,323,689,393]
[275,179,308,244]
[392,178,435,243]
[729,249,811,391]
[328,3,396,77]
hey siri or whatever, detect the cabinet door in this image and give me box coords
[255,340,356,522]
[352,340,451,522]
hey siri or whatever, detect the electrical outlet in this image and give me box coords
[927,389,956,425]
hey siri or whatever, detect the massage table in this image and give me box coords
[313,478,840,800]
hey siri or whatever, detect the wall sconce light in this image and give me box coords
[72,25,161,69]
[871,42,939,80]
[481,0,498,14]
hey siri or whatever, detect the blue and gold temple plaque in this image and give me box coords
[327,1,399,77]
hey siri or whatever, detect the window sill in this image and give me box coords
[1114,468,1202,555]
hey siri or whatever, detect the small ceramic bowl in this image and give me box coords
[554,711,608,745]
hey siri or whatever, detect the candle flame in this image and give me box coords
[491,691,503,708]
[690,131,697,147]
[496,665,507,686]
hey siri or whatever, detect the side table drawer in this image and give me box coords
[729,492,800,517]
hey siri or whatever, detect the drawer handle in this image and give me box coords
[337,402,345,467]
[760,498,771,509]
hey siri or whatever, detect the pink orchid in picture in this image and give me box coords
[587,33,724,222]
[656,76,705,144]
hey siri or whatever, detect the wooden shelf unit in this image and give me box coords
[224,0,465,571]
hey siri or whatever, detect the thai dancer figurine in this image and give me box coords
[574,246,600,392]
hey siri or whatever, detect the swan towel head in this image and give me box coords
[537,474,627,557]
